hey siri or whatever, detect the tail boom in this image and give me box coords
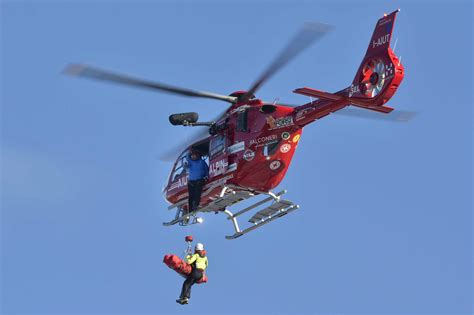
[294,87,394,113]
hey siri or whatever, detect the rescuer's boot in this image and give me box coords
[176,298,187,305]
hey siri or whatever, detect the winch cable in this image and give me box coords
[183,126,193,242]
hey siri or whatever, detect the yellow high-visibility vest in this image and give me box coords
[186,253,208,270]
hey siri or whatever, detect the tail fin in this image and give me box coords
[346,9,404,111]
[365,10,398,57]
[293,10,405,116]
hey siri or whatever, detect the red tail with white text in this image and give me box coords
[294,9,404,115]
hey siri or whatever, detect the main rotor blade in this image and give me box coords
[63,64,237,104]
[159,128,209,162]
[242,22,333,102]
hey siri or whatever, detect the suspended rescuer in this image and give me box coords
[176,242,208,305]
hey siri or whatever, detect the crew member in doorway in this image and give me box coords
[185,150,209,215]
[176,242,208,305]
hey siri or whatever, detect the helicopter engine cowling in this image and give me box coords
[169,112,199,126]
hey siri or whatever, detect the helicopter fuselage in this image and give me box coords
[164,99,304,208]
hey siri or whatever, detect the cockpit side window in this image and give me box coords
[262,140,281,157]
[210,135,226,159]
[170,152,188,182]
[236,109,248,132]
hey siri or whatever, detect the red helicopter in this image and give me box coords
[64,10,405,239]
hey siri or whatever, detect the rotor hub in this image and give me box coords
[370,72,379,85]
[360,59,386,97]
[229,90,255,101]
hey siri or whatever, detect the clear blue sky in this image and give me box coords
[1,0,472,314]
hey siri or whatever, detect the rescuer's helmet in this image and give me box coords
[195,243,204,251]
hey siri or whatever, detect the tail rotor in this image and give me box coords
[359,59,387,97]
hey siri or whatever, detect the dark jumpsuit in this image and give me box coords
[180,252,208,299]
[185,154,209,213]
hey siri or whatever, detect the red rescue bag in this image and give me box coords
[163,254,208,284]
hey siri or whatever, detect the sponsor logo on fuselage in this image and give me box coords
[281,132,290,140]
[226,163,237,173]
[176,174,234,200]
[230,105,250,115]
[292,134,301,143]
[385,62,394,76]
[209,159,228,177]
[249,134,278,147]
[169,175,188,191]
[269,160,281,170]
[280,143,291,153]
[227,141,245,154]
[349,84,360,97]
[266,116,294,129]
[295,107,315,121]
[243,149,255,161]
[378,17,392,27]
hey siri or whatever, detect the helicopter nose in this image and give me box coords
[161,184,168,200]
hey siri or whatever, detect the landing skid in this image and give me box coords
[163,186,299,239]
[162,208,201,227]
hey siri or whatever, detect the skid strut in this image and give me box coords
[163,186,299,239]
